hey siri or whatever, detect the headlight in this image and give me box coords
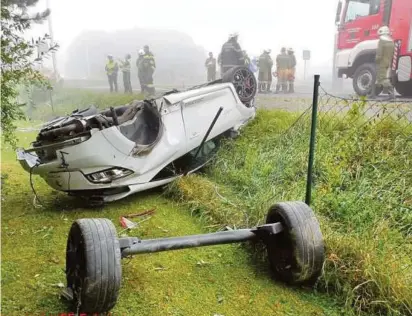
[85,167,133,184]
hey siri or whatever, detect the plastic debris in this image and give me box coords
[119,216,138,229]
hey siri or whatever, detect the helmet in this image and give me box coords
[287,47,294,52]
[378,26,391,36]
[107,54,113,58]
[229,32,239,39]
[138,49,144,56]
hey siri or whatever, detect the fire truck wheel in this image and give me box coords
[395,80,412,97]
[66,218,121,314]
[222,66,257,103]
[352,63,382,96]
[265,201,325,285]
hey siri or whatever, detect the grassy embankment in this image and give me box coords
[170,106,412,315]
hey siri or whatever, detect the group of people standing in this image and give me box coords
[257,47,296,94]
[204,33,297,94]
[104,45,156,96]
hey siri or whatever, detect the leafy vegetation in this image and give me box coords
[170,108,412,315]
[1,0,57,147]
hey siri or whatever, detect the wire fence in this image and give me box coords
[259,76,412,314]
[272,76,412,235]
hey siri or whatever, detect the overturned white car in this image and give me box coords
[17,66,257,203]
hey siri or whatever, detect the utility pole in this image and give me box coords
[46,0,58,77]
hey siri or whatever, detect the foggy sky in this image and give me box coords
[27,0,340,75]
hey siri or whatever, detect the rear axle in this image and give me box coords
[119,222,284,257]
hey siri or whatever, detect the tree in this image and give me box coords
[1,0,58,147]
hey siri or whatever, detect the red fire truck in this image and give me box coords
[335,0,412,96]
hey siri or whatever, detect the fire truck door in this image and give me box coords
[338,0,383,49]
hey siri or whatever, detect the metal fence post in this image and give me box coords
[305,74,320,206]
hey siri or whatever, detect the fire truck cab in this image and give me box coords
[335,0,412,96]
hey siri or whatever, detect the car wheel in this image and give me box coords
[265,201,325,285]
[65,218,122,314]
[222,66,257,103]
[352,63,382,96]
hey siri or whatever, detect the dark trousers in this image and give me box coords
[139,69,155,95]
[122,71,132,93]
[138,72,144,93]
[108,73,118,92]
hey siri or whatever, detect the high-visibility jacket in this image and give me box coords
[142,52,156,70]
[120,58,131,72]
[105,60,118,75]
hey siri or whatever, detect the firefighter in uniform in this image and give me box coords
[136,49,145,93]
[258,50,270,93]
[287,48,296,93]
[370,26,395,99]
[139,45,156,96]
[105,54,119,92]
[219,32,245,75]
[119,53,132,93]
[205,52,217,82]
[275,47,289,93]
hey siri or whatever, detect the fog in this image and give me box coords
[27,0,341,85]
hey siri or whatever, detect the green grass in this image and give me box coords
[170,108,412,315]
[1,103,343,315]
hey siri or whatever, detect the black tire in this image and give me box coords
[352,63,382,96]
[222,66,257,103]
[395,80,412,97]
[265,201,325,285]
[66,218,122,314]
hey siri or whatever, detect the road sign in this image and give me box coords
[303,50,311,61]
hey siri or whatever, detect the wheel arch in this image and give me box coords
[348,50,376,78]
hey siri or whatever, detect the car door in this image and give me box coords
[338,0,383,49]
